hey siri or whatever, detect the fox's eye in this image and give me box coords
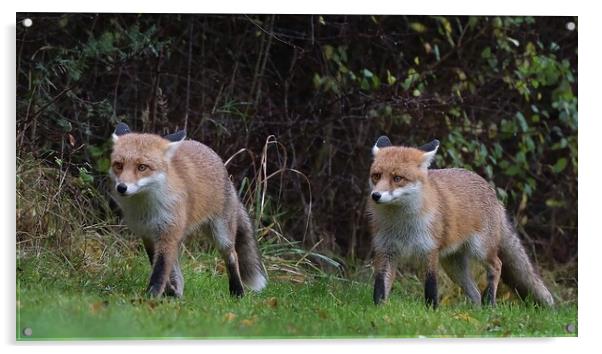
[137,164,148,172]
[393,175,403,183]
[371,173,382,182]
[113,162,123,171]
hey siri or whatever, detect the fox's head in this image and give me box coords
[369,136,439,207]
[109,122,186,197]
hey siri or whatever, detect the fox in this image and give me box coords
[109,122,267,298]
[368,135,554,308]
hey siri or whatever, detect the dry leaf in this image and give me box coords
[272,275,306,283]
[89,300,109,314]
[453,312,477,323]
[240,317,257,327]
[146,300,159,310]
[224,312,237,322]
[265,297,278,308]
[67,133,76,147]
[316,309,329,320]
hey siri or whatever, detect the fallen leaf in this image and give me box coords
[146,300,159,310]
[453,312,477,323]
[240,317,257,327]
[265,297,278,308]
[89,300,109,314]
[316,309,329,320]
[272,275,306,283]
[215,262,226,274]
[224,312,237,322]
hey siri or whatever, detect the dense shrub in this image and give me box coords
[16,14,577,276]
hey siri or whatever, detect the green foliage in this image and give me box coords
[17,14,577,269]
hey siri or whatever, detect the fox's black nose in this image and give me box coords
[116,183,128,194]
[371,192,381,201]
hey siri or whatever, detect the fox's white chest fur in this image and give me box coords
[372,208,436,262]
[115,182,177,240]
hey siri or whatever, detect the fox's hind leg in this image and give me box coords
[441,250,481,304]
[165,258,184,298]
[482,253,502,305]
[210,217,245,297]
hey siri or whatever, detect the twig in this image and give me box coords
[149,49,163,132]
[244,14,302,51]
[113,65,123,118]
[184,19,193,131]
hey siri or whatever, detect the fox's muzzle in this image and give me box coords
[371,192,382,202]
[116,183,128,195]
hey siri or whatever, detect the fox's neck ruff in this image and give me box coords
[372,181,428,216]
[115,179,179,237]
[371,191,436,259]
[373,197,431,229]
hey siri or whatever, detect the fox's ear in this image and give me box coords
[164,129,186,143]
[112,122,131,143]
[372,135,392,156]
[419,139,440,169]
[164,141,184,161]
[163,130,186,160]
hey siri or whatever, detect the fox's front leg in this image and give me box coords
[146,227,184,298]
[143,238,184,297]
[424,251,439,308]
[373,250,397,305]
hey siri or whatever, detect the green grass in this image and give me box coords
[17,250,577,340]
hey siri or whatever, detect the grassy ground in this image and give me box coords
[17,249,577,340]
[16,157,578,340]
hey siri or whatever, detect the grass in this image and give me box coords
[17,249,577,340]
[16,156,578,340]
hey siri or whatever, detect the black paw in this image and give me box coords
[164,282,183,298]
[373,296,385,305]
[425,297,439,309]
[229,285,244,298]
[146,284,164,298]
[424,272,438,309]
[373,274,386,305]
[482,285,496,306]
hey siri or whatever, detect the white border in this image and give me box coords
[3,1,596,354]
[12,0,578,15]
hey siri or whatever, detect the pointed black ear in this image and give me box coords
[418,139,440,169]
[372,135,392,155]
[375,135,392,148]
[163,129,186,142]
[112,122,131,142]
[418,139,440,153]
[114,122,131,136]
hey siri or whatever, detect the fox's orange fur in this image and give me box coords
[368,136,554,307]
[109,123,267,298]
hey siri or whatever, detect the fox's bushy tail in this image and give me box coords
[235,205,268,292]
[499,218,554,306]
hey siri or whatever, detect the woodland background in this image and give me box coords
[16,14,577,287]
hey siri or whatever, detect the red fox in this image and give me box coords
[109,123,267,298]
[368,136,554,308]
